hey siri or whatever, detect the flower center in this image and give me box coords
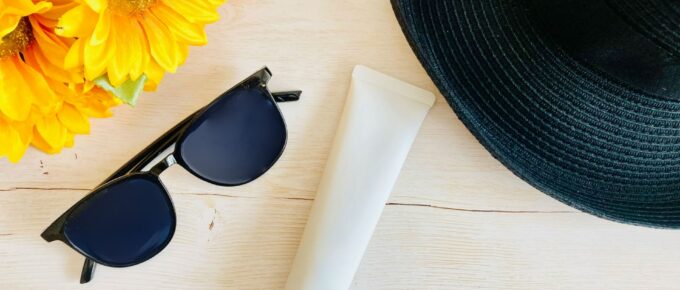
[0,18,33,58]
[109,0,158,15]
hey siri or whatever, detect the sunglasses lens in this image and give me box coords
[63,173,175,266]
[176,80,287,185]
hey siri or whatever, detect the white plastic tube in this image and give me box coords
[285,65,435,290]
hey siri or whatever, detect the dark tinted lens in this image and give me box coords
[63,173,175,266]
[176,80,287,185]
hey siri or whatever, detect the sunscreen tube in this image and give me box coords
[285,65,435,290]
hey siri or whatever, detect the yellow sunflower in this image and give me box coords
[57,0,224,90]
[0,0,118,163]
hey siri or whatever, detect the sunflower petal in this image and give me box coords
[29,17,70,70]
[58,103,90,134]
[140,13,179,72]
[152,4,207,45]
[31,127,60,154]
[77,87,117,118]
[161,0,219,23]
[144,60,165,91]
[6,125,27,163]
[40,1,78,22]
[56,4,98,38]
[12,55,59,112]
[2,0,51,13]
[11,116,34,146]
[83,0,106,13]
[90,10,111,46]
[177,43,189,66]
[206,0,226,6]
[64,132,75,148]
[35,115,67,149]
[0,119,11,157]
[107,21,129,86]
[64,37,85,70]
[0,118,28,163]
[0,59,32,121]
[127,20,147,80]
[25,45,77,84]
[84,32,115,80]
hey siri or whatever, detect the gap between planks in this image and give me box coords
[0,187,576,214]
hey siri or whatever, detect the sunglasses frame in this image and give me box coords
[41,67,301,284]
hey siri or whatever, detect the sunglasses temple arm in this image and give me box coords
[80,258,97,284]
[271,90,302,102]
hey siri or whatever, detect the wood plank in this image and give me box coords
[1,189,679,289]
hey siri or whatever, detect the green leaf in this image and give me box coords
[94,74,148,106]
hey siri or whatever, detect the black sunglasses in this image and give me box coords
[41,67,300,283]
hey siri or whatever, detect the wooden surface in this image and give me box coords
[2,1,680,289]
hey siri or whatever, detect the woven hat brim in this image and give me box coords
[392,0,680,228]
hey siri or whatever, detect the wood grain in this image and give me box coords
[2,0,680,289]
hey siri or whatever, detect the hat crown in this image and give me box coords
[528,0,680,99]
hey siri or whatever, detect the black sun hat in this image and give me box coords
[391,0,680,227]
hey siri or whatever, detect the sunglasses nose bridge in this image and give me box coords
[148,154,177,176]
